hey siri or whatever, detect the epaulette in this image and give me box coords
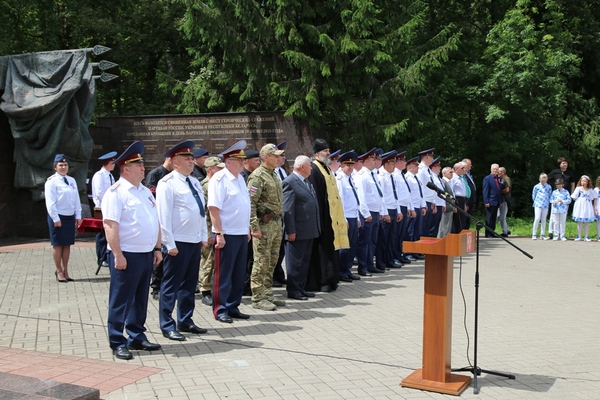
[214,172,225,182]
[161,174,174,182]
[109,181,122,191]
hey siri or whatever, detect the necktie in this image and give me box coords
[109,174,114,184]
[186,177,206,217]
[371,171,383,197]
[63,177,69,186]
[461,175,471,198]
[390,174,398,200]
[401,172,411,193]
[414,175,424,198]
[348,176,360,205]
[278,169,285,181]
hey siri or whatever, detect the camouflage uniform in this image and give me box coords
[199,176,214,294]
[248,163,284,309]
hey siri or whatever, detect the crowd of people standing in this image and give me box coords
[53,138,592,361]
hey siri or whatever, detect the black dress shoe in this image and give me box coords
[358,271,372,277]
[370,268,385,273]
[162,330,186,341]
[348,273,361,280]
[415,254,426,260]
[217,314,233,323]
[399,257,411,264]
[388,262,403,268]
[152,292,159,300]
[301,291,316,298]
[340,277,353,283]
[272,280,282,287]
[113,346,133,360]
[128,340,162,351]
[287,293,308,301]
[179,324,208,334]
[66,277,75,281]
[229,311,250,319]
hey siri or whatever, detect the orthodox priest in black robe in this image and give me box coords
[306,139,349,292]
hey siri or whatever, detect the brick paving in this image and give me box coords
[0,236,598,399]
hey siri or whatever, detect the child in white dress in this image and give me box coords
[571,175,597,241]
[550,179,571,241]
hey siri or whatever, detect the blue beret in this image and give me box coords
[245,150,260,159]
[276,141,287,150]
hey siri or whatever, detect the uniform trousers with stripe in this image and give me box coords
[212,235,247,318]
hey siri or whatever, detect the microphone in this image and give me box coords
[426,181,454,199]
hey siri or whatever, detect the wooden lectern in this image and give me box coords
[401,230,474,395]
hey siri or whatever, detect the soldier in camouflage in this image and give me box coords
[248,144,286,311]
[198,157,225,306]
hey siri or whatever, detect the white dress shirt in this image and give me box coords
[405,171,426,209]
[208,168,251,235]
[44,173,82,222]
[451,173,467,197]
[393,168,414,210]
[102,178,160,253]
[336,172,360,219]
[417,163,436,202]
[354,167,387,217]
[378,168,401,213]
[156,170,208,250]
[91,168,114,207]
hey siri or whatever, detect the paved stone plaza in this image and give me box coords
[0,236,598,399]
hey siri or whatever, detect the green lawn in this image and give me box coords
[473,214,600,239]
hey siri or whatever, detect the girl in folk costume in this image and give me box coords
[571,175,597,241]
[531,173,552,240]
[549,179,571,241]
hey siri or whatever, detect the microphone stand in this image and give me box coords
[436,192,532,394]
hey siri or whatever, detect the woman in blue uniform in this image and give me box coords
[44,154,82,282]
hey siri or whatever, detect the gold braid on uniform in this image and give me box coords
[314,161,350,250]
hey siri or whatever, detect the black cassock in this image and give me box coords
[306,160,340,292]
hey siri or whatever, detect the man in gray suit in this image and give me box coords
[282,156,321,300]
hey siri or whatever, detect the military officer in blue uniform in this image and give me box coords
[156,140,209,341]
[91,151,117,268]
[102,141,162,360]
[208,140,252,323]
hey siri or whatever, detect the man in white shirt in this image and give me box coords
[208,140,252,323]
[417,148,436,237]
[103,141,162,360]
[354,148,387,275]
[91,151,116,268]
[376,151,403,269]
[428,157,446,237]
[392,152,415,264]
[156,140,209,341]
[404,156,427,260]
[336,151,361,282]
